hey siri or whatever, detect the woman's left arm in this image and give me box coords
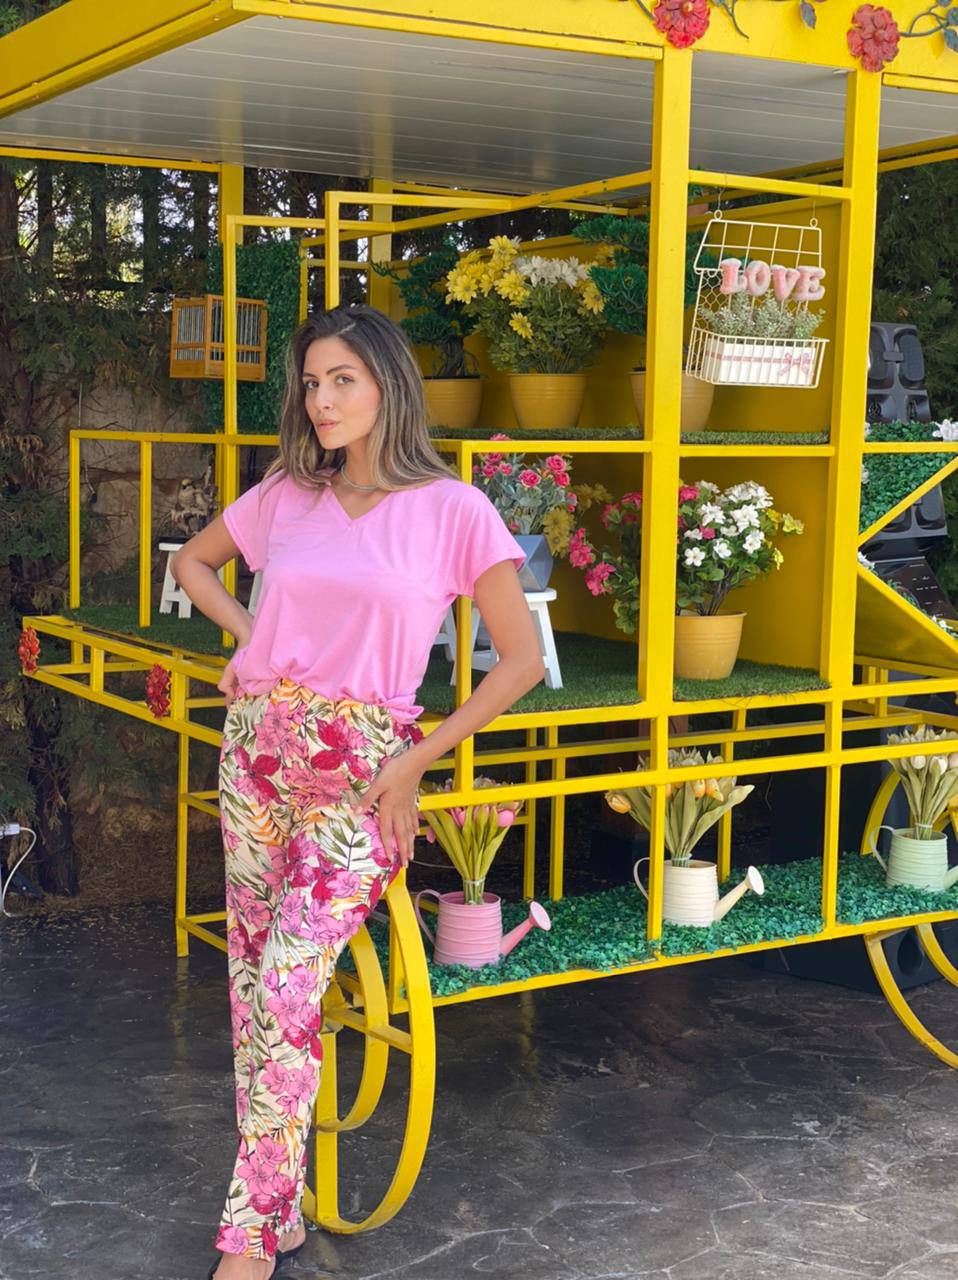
[354,559,545,864]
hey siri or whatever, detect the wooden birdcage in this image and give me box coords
[169,295,267,381]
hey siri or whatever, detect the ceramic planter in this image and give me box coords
[508,372,586,431]
[674,611,745,680]
[413,889,551,967]
[629,371,714,431]
[422,376,483,430]
[514,533,554,591]
[633,858,765,927]
[868,826,958,892]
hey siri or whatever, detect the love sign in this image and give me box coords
[718,257,826,303]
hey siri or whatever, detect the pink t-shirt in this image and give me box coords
[222,473,525,723]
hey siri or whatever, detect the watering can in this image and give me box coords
[414,889,552,968]
[633,858,765,928]
[867,825,958,893]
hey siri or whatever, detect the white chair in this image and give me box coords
[158,542,258,618]
[158,541,193,618]
[446,588,562,689]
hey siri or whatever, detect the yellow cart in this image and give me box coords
[6,0,958,1234]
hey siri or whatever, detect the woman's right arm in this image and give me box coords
[170,515,253,648]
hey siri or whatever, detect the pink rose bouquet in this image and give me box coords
[473,435,578,553]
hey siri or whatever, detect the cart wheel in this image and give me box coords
[861,774,958,1067]
[865,925,958,1068]
[302,870,436,1233]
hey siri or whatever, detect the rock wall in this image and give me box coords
[56,382,214,578]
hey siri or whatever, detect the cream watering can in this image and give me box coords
[867,825,958,893]
[414,890,552,968]
[633,858,765,928]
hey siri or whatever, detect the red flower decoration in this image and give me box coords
[653,0,710,49]
[847,4,899,71]
[18,626,40,675]
[145,664,171,718]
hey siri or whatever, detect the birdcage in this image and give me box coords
[686,215,828,389]
[169,295,267,381]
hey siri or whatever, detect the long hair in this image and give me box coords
[264,305,455,491]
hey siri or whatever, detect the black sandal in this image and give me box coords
[275,1237,306,1268]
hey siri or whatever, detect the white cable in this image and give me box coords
[1,826,38,918]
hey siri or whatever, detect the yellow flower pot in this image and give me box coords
[630,371,714,432]
[423,377,483,430]
[674,611,745,680]
[508,373,587,431]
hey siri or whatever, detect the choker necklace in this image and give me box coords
[339,465,379,493]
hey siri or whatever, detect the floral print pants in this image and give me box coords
[215,680,420,1261]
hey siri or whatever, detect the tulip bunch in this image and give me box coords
[887,725,958,840]
[606,748,754,866]
[420,777,523,903]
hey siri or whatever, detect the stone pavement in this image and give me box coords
[1,904,957,1280]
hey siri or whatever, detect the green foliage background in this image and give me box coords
[204,239,301,432]
[872,164,958,598]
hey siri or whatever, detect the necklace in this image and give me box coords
[339,464,380,493]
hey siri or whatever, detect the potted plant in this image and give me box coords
[472,437,578,589]
[376,239,482,429]
[568,479,803,678]
[445,236,605,430]
[867,726,958,893]
[690,291,826,388]
[606,750,764,928]
[414,779,552,968]
[576,212,711,429]
[673,479,803,677]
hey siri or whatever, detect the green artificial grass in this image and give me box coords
[344,853,958,999]
[430,425,641,441]
[62,610,825,710]
[419,632,827,713]
[429,427,829,446]
[837,849,958,924]
[64,606,229,657]
[657,858,824,957]
[673,659,827,702]
[679,430,829,446]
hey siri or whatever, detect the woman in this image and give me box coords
[172,304,544,1279]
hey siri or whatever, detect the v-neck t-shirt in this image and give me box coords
[222,472,526,723]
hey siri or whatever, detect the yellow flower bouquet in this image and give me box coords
[445,236,605,374]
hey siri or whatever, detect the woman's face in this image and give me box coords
[302,336,382,453]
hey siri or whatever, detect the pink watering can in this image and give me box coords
[414,890,552,968]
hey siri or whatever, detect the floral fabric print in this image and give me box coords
[215,680,420,1260]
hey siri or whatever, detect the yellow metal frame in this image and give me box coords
[12,0,958,1233]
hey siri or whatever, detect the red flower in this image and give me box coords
[18,626,39,675]
[490,432,510,441]
[622,491,643,508]
[518,469,541,489]
[545,454,567,473]
[701,526,716,540]
[553,470,571,488]
[585,563,615,596]
[310,716,372,780]
[145,664,171,717]
[569,527,596,569]
[653,0,709,49]
[847,4,899,71]
[678,485,700,503]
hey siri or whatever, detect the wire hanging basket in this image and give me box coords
[686,215,828,390]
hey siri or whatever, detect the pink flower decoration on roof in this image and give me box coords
[653,0,710,49]
[847,4,899,72]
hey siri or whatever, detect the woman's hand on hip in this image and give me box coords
[353,754,423,868]
[218,657,240,707]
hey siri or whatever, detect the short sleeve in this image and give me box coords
[448,486,526,598]
[222,474,285,573]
